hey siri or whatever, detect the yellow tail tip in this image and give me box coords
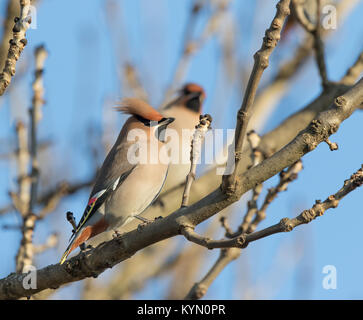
[59,250,70,265]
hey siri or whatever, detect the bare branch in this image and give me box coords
[181,226,246,249]
[15,45,48,274]
[240,164,363,246]
[181,114,212,207]
[12,121,30,216]
[186,162,362,300]
[291,0,316,33]
[223,0,291,194]
[189,142,299,300]
[0,0,32,96]
[248,160,303,233]
[292,0,328,87]
[221,130,264,237]
[340,50,363,86]
[0,0,20,70]
[29,45,47,212]
[185,248,240,300]
[312,0,329,87]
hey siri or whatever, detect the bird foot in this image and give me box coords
[135,215,157,232]
[137,222,148,232]
[80,243,93,253]
[112,230,123,238]
[136,216,162,231]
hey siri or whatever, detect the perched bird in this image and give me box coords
[60,98,175,264]
[161,83,206,193]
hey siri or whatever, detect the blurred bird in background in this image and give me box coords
[60,99,175,264]
[160,83,206,193]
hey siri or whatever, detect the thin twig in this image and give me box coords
[292,0,329,88]
[0,0,20,70]
[181,114,212,207]
[0,0,32,96]
[340,50,363,86]
[181,226,246,249]
[29,45,47,212]
[15,45,48,273]
[12,121,30,216]
[185,248,240,300]
[186,163,363,260]
[0,177,95,217]
[241,164,363,246]
[247,159,303,233]
[221,131,264,237]
[312,0,329,88]
[222,0,291,194]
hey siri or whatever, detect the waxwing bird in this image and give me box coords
[60,98,175,264]
[160,83,205,193]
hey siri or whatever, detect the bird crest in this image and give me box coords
[182,83,206,98]
[116,98,163,121]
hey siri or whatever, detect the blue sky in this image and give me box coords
[0,0,363,299]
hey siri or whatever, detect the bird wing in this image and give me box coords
[74,140,138,236]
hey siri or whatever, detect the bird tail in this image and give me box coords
[59,227,91,265]
[59,240,74,265]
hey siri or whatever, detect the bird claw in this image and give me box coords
[112,230,122,238]
[137,223,148,232]
[135,215,156,232]
[80,243,93,253]
[154,216,163,220]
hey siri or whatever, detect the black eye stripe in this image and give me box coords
[135,115,168,127]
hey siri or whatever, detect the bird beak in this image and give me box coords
[199,94,205,105]
[186,91,201,100]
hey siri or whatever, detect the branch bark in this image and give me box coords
[0,0,20,71]
[0,0,32,96]
[184,248,241,300]
[14,45,47,274]
[181,114,212,207]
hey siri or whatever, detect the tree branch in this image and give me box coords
[184,248,240,300]
[0,0,20,71]
[0,0,32,96]
[181,114,212,207]
[186,163,363,299]
[247,159,303,233]
[222,0,291,193]
[14,45,48,274]
[29,45,47,212]
[340,50,363,86]
[292,0,329,88]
